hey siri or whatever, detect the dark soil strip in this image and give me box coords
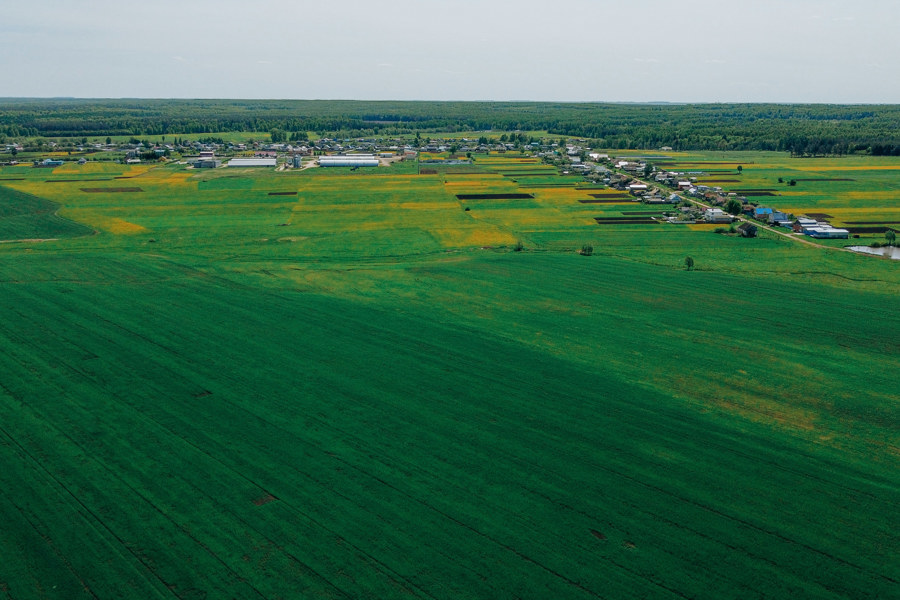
[589,193,631,199]
[114,176,135,180]
[804,213,834,220]
[252,494,277,506]
[456,193,534,200]
[845,226,898,234]
[419,169,438,174]
[268,191,297,196]
[595,219,658,224]
[80,187,144,193]
[793,178,855,182]
[595,217,656,223]
[736,191,776,197]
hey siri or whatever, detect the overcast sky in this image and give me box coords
[2,0,897,103]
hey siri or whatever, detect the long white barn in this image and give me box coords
[318,155,379,167]
[228,158,277,167]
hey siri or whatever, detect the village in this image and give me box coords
[3,135,857,241]
[598,156,851,239]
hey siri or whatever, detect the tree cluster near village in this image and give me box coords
[3,99,900,155]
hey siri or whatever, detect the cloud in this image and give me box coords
[633,58,661,63]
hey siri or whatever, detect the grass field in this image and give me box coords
[0,153,898,599]
[0,185,95,241]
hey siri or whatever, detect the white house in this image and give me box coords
[704,208,732,223]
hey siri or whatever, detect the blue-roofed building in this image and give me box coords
[753,207,773,220]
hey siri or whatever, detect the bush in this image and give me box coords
[714,227,729,234]
[513,241,524,252]
[580,244,593,256]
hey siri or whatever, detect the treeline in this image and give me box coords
[2,99,900,154]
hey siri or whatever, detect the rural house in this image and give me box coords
[737,222,758,237]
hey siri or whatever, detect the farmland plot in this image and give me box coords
[0,156,898,599]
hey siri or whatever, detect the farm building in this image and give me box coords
[318,155,379,168]
[793,218,818,232]
[736,222,758,237]
[192,159,222,169]
[804,226,849,239]
[35,159,64,167]
[228,158,277,168]
[753,207,773,220]
[704,208,733,223]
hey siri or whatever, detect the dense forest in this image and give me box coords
[2,98,900,155]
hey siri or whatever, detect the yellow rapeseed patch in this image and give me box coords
[104,218,149,234]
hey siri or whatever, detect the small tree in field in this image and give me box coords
[684,256,694,271]
[886,230,897,246]
[737,165,743,174]
[580,244,593,256]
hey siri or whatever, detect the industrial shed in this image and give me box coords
[228,158,277,167]
[318,155,379,168]
[805,227,849,239]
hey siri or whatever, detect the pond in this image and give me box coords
[846,245,900,260]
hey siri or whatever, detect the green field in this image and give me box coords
[0,154,898,599]
[0,185,95,241]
